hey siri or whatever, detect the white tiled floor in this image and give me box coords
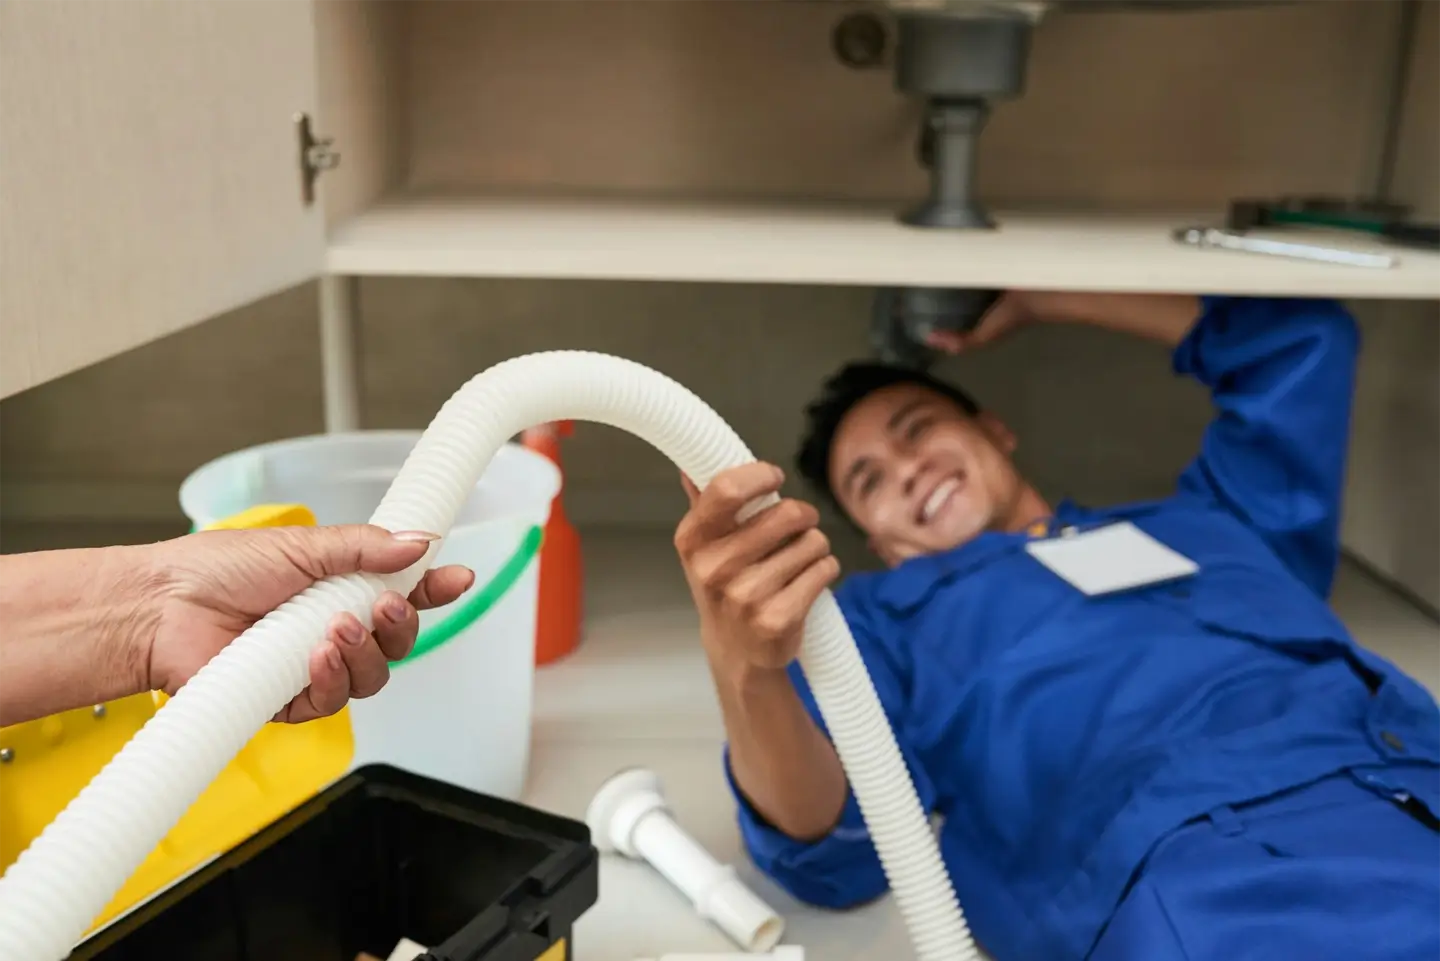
[531,532,720,743]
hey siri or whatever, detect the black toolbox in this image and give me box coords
[71,764,598,961]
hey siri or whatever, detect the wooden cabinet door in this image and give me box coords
[0,0,325,397]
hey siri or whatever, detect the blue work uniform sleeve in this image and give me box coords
[1173,296,1360,598]
[723,582,935,909]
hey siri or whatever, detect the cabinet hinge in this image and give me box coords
[295,112,340,207]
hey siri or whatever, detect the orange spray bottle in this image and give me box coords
[520,421,584,665]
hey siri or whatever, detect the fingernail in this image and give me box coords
[382,594,409,623]
[391,530,441,543]
[337,617,365,647]
[326,643,344,672]
[461,568,476,590]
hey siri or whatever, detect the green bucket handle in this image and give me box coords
[398,523,544,665]
[192,515,544,666]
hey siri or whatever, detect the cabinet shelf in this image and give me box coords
[326,192,1440,297]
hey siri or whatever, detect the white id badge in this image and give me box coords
[1025,521,1198,596]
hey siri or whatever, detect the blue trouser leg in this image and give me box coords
[1089,772,1440,961]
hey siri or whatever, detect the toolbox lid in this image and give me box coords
[71,764,600,961]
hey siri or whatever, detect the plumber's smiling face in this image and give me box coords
[828,382,1027,566]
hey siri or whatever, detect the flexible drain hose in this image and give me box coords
[0,352,976,961]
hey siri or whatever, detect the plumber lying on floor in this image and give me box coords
[674,292,1440,961]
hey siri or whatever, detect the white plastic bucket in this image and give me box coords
[179,431,560,800]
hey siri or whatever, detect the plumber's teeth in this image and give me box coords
[922,478,958,523]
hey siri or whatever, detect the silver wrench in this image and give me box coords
[1173,226,1396,269]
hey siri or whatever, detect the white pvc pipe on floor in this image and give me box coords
[588,768,784,952]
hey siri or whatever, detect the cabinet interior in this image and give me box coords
[312,0,1437,294]
[322,0,1405,211]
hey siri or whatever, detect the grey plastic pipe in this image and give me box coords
[0,352,976,961]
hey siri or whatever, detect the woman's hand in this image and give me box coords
[140,525,474,722]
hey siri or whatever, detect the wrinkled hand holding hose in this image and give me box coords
[0,352,977,961]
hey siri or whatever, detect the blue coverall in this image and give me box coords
[725,297,1440,961]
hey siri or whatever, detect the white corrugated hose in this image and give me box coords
[0,352,977,961]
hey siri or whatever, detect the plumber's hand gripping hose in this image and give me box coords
[0,352,977,961]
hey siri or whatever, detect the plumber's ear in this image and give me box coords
[977,411,1018,454]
